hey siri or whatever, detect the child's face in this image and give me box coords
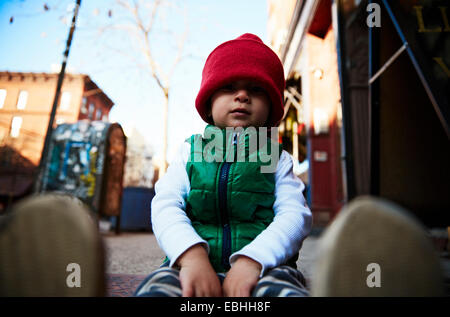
[208,79,270,129]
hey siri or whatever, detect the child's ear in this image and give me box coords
[207,114,214,124]
[263,102,273,127]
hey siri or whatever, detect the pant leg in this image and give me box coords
[134,266,183,297]
[252,265,309,297]
[134,265,227,297]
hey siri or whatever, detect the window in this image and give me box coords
[10,116,23,138]
[313,108,329,135]
[80,97,88,114]
[0,89,6,109]
[88,103,95,119]
[17,90,28,110]
[102,114,108,122]
[96,109,102,120]
[60,91,71,110]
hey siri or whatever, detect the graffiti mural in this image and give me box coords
[41,120,118,213]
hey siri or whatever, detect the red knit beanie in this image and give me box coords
[195,33,285,127]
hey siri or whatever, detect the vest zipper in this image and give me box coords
[218,132,238,270]
[218,162,231,270]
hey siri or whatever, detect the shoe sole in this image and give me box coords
[311,196,444,296]
[0,194,105,296]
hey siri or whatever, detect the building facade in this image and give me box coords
[0,71,114,204]
[268,0,345,225]
[267,0,450,228]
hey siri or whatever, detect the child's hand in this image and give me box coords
[222,256,262,297]
[176,244,223,297]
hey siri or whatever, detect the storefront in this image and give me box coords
[278,0,345,225]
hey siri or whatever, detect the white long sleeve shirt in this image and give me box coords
[151,141,312,276]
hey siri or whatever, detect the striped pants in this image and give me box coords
[134,264,309,297]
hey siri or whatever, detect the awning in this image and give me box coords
[0,175,34,197]
[0,146,36,197]
[281,0,323,77]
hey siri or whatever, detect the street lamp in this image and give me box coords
[34,0,82,193]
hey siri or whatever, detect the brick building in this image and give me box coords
[267,0,345,225]
[0,71,114,205]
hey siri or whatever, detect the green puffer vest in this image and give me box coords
[184,125,286,272]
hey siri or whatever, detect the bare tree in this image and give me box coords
[90,0,190,176]
[7,0,194,176]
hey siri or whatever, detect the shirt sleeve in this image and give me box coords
[151,142,209,268]
[229,150,313,276]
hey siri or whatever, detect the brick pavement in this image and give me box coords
[102,232,162,296]
[101,231,320,296]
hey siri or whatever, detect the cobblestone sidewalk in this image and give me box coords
[101,232,319,296]
[102,232,319,278]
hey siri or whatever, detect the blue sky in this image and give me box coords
[0,0,269,163]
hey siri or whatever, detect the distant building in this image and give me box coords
[122,126,155,188]
[0,71,114,206]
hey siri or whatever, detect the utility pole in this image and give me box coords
[34,0,81,193]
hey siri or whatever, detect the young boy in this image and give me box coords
[1,33,442,298]
[134,33,313,297]
[0,36,444,298]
